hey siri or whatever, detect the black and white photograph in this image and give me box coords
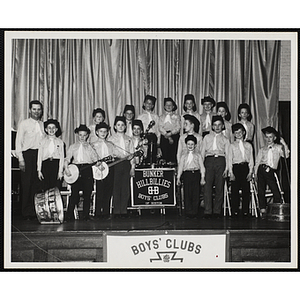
[3,30,298,271]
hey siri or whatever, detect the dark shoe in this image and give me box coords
[82,216,91,221]
[260,209,267,220]
[64,216,74,223]
[186,214,197,219]
[261,212,267,220]
[213,213,222,219]
[232,212,239,218]
[203,214,212,219]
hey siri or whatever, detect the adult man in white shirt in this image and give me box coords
[15,100,45,220]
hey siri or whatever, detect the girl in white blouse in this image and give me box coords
[181,94,202,136]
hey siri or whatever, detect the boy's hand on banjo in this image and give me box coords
[98,162,105,171]
[65,167,71,177]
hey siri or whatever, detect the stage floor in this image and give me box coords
[12,209,290,232]
[10,209,291,264]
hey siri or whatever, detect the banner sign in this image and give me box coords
[103,231,230,268]
[131,168,176,207]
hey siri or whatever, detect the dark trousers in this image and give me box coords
[66,165,93,219]
[20,149,42,217]
[257,164,281,209]
[95,168,114,216]
[203,156,226,215]
[183,170,201,216]
[112,160,131,215]
[160,133,180,164]
[41,159,62,191]
[231,163,250,214]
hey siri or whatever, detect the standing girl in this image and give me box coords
[237,103,255,143]
[177,114,202,163]
[88,108,106,144]
[216,102,234,143]
[181,94,202,136]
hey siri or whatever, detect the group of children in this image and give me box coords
[20,94,290,222]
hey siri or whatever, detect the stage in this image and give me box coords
[11,209,291,265]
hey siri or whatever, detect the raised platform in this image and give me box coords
[11,211,291,264]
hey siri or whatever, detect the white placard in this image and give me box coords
[104,231,229,268]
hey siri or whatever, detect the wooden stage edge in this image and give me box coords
[10,214,291,265]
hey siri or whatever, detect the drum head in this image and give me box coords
[92,162,109,180]
[64,164,79,184]
[34,187,64,224]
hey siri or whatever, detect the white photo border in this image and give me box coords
[4,29,298,269]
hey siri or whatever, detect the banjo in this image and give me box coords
[64,150,144,184]
[63,155,113,184]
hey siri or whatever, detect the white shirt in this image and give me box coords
[37,136,64,174]
[15,117,45,161]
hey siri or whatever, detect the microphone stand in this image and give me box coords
[281,142,290,187]
[149,141,153,166]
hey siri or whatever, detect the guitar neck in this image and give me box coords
[78,156,113,169]
[107,157,128,168]
[107,151,142,168]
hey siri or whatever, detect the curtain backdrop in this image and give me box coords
[11,39,281,152]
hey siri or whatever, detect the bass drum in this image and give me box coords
[92,162,109,180]
[34,187,64,224]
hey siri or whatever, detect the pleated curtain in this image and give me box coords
[11,39,281,152]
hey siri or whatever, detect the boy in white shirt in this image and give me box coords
[201,115,230,218]
[177,135,205,219]
[37,119,64,191]
[92,122,115,219]
[254,126,289,218]
[228,123,254,217]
